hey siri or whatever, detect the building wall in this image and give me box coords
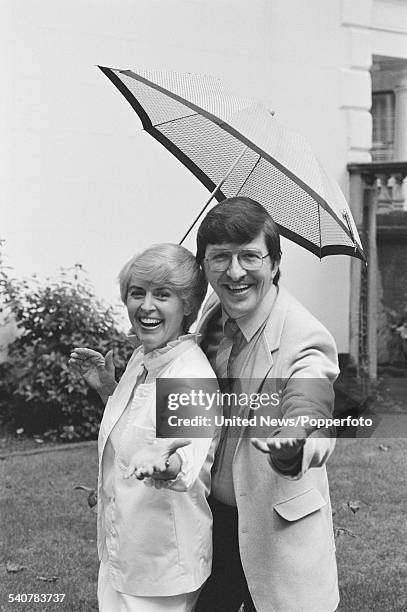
[1,0,406,353]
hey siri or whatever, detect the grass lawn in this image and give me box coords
[1,438,406,611]
[330,438,407,612]
[0,445,99,612]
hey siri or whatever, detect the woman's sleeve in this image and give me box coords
[153,377,221,492]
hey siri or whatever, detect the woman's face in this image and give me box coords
[126,277,187,353]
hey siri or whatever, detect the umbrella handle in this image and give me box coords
[179,145,249,245]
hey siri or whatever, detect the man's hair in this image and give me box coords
[196,197,282,285]
[119,243,207,333]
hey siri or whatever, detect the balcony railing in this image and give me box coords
[347,161,407,380]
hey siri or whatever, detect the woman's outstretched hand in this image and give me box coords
[69,347,117,403]
[123,438,192,481]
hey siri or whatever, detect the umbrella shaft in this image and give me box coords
[179,145,248,245]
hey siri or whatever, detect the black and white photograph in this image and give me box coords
[1,1,407,611]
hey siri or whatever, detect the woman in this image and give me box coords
[70,243,219,612]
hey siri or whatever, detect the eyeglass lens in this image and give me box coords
[207,250,265,271]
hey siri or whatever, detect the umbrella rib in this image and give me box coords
[236,154,262,196]
[153,113,199,128]
[179,145,249,245]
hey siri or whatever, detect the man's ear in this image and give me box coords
[270,260,279,279]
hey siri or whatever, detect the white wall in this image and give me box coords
[264,0,353,350]
[1,0,375,351]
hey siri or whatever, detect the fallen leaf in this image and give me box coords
[378,444,390,452]
[335,527,357,538]
[34,438,44,444]
[6,561,26,573]
[74,485,93,492]
[87,490,97,508]
[74,485,97,508]
[37,575,57,582]
[347,500,361,514]
[16,428,24,435]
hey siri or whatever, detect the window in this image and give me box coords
[371,91,395,162]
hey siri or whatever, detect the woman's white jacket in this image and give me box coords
[97,337,219,597]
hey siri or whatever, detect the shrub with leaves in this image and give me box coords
[383,306,407,366]
[0,252,133,439]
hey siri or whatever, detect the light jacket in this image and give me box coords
[97,336,219,597]
[197,287,340,612]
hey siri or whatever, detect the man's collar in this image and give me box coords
[221,284,278,342]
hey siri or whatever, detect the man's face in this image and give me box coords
[204,231,278,319]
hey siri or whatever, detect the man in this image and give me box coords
[194,196,339,612]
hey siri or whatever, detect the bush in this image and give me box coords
[0,255,134,439]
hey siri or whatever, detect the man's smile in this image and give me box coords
[223,283,254,295]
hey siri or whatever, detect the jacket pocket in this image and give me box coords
[273,488,326,521]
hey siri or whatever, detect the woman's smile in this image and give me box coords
[137,316,163,329]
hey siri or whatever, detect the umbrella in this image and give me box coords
[98,65,365,261]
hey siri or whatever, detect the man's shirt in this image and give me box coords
[209,285,278,505]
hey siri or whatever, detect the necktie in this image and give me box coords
[212,320,242,480]
[216,318,241,380]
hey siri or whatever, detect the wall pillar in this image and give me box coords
[366,186,378,380]
[394,71,407,161]
[348,171,365,371]
[341,0,373,163]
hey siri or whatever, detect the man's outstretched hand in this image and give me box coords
[123,438,192,481]
[251,426,307,463]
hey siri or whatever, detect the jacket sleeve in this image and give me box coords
[268,319,339,480]
[153,377,221,492]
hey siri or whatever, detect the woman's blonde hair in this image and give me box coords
[119,243,207,333]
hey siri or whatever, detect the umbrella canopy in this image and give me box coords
[98,65,365,261]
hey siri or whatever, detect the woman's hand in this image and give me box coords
[69,347,117,403]
[123,438,192,481]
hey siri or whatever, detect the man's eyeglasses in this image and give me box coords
[204,249,270,272]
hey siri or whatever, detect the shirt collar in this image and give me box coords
[127,333,200,375]
[221,284,278,343]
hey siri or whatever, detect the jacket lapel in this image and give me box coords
[240,286,289,381]
[263,286,289,355]
[98,350,144,462]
